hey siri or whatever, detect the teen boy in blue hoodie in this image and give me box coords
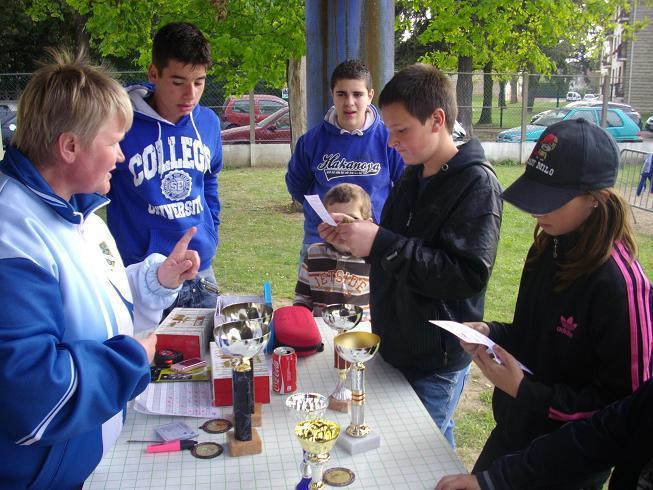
[107,22,222,309]
[285,59,404,261]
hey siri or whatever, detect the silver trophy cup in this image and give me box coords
[321,304,363,412]
[214,306,271,442]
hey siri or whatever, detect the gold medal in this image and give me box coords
[190,442,223,459]
[201,418,233,434]
[323,467,355,487]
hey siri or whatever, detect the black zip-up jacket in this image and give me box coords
[483,234,652,463]
[478,379,653,490]
[369,138,503,378]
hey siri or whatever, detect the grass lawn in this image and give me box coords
[214,163,653,470]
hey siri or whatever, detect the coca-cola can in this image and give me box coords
[272,346,297,394]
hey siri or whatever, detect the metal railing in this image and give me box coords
[616,149,653,217]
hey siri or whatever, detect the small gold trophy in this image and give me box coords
[333,331,381,454]
[321,304,363,412]
[286,393,329,487]
[294,419,340,490]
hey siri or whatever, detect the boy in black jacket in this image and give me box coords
[319,63,503,447]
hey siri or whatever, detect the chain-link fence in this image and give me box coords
[449,71,647,145]
[1,70,650,150]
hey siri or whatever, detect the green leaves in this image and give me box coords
[397,0,631,75]
[27,0,305,94]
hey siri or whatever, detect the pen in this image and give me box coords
[146,440,198,453]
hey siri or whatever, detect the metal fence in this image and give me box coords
[1,70,650,148]
[448,71,649,144]
[616,149,653,217]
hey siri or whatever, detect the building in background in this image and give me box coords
[601,1,653,112]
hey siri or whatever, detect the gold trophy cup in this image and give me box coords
[294,419,340,490]
[333,331,381,454]
[286,393,329,486]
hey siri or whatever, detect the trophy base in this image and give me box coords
[226,403,263,427]
[336,429,381,455]
[327,396,350,413]
[227,428,263,456]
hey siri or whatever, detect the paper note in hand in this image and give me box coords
[430,320,533,374]
[304,194,337,226]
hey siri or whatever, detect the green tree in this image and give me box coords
[0,0,82,73]
[397,0,634,128]
[27,0,305,96]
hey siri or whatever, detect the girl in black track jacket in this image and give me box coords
[455,119,652,490]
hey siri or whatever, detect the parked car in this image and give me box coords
[221,107,290,144]
[566,91,581,102]
[583,93,599,101]
[645,115,653,132]
[220,94,287,129]
[566,100,641,128]
[0,100,18,119]
[496,107,641,143]
[453,120,466,142]
[1,112,17,147]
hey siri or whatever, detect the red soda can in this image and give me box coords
[272,346,297,394]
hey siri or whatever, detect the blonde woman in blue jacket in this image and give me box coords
[0,50,199,489]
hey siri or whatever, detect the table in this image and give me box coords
[85,320,466,489]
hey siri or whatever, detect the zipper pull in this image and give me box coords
[406,212,413,228]
[553,238,559,258]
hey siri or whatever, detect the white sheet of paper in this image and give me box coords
[304,194,337,226]
[133,381,225,418]
[430,320,533,374]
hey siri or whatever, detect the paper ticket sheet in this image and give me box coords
[430,320,533,374]
[134,381,224,418]
[304,194,337,226]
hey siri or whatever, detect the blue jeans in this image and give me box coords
[405,364,470,448]
[162,267,218,319]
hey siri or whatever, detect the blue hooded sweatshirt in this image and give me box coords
[0,146,176,489]
[285,105,404,244]
[107,83,223,271]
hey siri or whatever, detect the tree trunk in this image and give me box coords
[287,56,306,153]
[498,81,506,107]
[527,73,540,112]
[456,56,473,137]
[74,14,90,55]
[477,62,493,124]
[510,75,519,104]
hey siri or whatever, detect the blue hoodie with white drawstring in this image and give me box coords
[107,83,223,271]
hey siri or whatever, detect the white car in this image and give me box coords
[646,116,653,132]
[583,93,599,101]
[566,91,581,102]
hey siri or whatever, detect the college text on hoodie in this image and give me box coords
[369,138,503,378]
[107,83,223,271]
[0,147,177,489]
[285,105,404,244]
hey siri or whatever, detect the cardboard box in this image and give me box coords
[156,308,214,360]
[210,342,270,406]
